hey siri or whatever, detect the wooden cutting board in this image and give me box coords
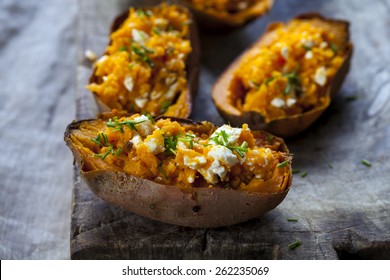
[71,0,390,259]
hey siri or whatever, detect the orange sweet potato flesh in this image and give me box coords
[212,13,353,137]
[89,5,200,118]
[64,115,292,228]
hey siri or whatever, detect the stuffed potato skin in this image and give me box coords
[65,116,291,228]
[212,13,353,137]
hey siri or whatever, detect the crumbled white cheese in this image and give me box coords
[237,1,249,10]
[84,49,97,62]
[144,137,164,154]
[208,145,238,167]
[319,41,328,49]
[130,134,142,148]
[133,115,154,137]
[198,168,218,184]
[187,175,195,184]
[209,160,228,181]
[255,174,262,179]
[301,38,313,49]
[281,46,289,60]
[209,125,243,145]
[183,156,207,169]
[265,148,271,154]
[305,50,313,59]
[165,74,176,85]
[271,97,285,108]
[154,18,168,26]
[135,97,148,108]
[102,76,108,82]
[123,76,134,92]
[314,66,327,86]
[132,29,149,45]
[150,91,162,100]
[286,98,297,107]
[164,81,179,99]
[96,55,107,65]
[178,53,185,59]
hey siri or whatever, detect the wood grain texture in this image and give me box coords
[72,0,390,259]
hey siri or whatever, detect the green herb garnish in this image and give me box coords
[361,159,372,167]
[116,147,123,156]
[163,134,178,156]
[287,218,298,222]
[177,133,194,149]
[209,130,248,158]
[330,43,338,54]
[128,63,134,69]
[152,28,161,36]
[106,116,145,133]
[283,71,300,95]
[264,77,275,86]
[301,44,312,51]
[141,45,155,54]
[166,46,174,55]
[301,171,308,178]
[136,9,152,17]
[288,240,302,250]
[250,80,260,89]
[131,44,154,68]
[146,114,155,124]
[158,162,168,180]
[267,134,274,142]
[160,101,171,113]
[90,134,103,147]
[118,46,127,52]
[292,169,300,174]
[277,160,289,168]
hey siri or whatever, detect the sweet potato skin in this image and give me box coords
[212,13,353,137]
[182,0,274,32]
[89,5,200,118]
[64,117,292,228]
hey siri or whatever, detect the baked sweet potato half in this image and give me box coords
[181,0,274,31]
[64,111,292,228]
[212,13,353,137]
[87,3,200,118]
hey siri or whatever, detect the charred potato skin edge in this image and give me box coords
[64,117,292,228]
[212,13,353,137]
[89,5,200,119]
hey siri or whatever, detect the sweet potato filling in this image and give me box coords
[70,113,290,193]
[87,4,192,116]
[188,0,257,15]
[229,18,346,122]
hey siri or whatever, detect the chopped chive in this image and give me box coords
[250,80,260,88]
[267,134,274,142]
[90,134,103,147]
[136,9,152,17]
[288,240,302,250]
[141,45,154,54]
[264,76,275,86]
[277,160,289,168]
[361,159,372,167]
[220,130,229,144]
[158,162,168,180]
[118,46,127,52]
[131,44,154,68]
[160,101,171,113]
[101,133,109,146]
[146,113,155,124]
[301,171,308,178]
[152,28,161,35]
[301,44,312,51]
[116,147,123,156]
[128,63,134,69]
[166,46,174,55]
[292,169,300,174]
[330,43,338,54]
[287,218,298,222]
[283,71,300,95]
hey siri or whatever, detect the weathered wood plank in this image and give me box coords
[72,0,390,259]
